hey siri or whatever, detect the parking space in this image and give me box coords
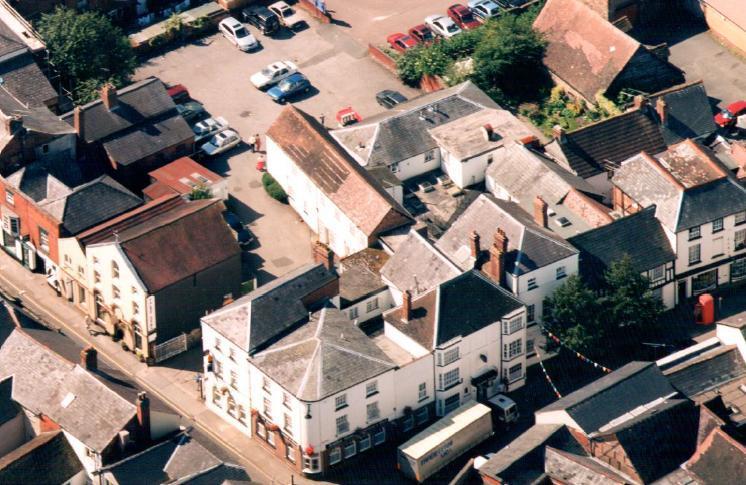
[135,15,419,282]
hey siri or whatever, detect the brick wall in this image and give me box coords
[368,45,398,74]
[611,186,640,215]
[298,0,332,24]
[590,434,644,483]
[300,278,340,308]
[564,188,614,228]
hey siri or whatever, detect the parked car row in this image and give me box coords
[251,60,312,104]
[218,2,307,52]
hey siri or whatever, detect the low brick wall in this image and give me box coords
[368,44,398,74]
[297,0,332,24]
[420,74,445,93]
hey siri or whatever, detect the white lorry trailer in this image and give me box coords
[397,401,493,483]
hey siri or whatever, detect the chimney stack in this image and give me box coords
[313,241,334,271]
[80,346,97,371]
[402,290,412,323]
[136,392,151,442]
[469,230,481,260]
[518,135,541,150]
[656,98,667,126]
[534,196,549,228]
[481,123,494,142]
[552,125,566,142]
[73,106,85,140]
[101,83,118,111]
[633,95,648,110]
[486,229,508,286]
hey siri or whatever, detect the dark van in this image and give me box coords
[241,6,280,35]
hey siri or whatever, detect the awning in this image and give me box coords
[471,368,498,386]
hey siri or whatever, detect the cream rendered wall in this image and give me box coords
[717,323,746,362]
[514,255,579,323]
[390,150,441,181]
[343,288,394,324]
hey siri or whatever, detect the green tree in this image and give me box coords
[471,11,549,105]
[38,7,137,103]
[189,185,213,200]
[544,275,602,353]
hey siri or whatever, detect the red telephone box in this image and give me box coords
[694,293,715,325]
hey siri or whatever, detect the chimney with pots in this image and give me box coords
[552,125,566,143]
[469,230,481,260]
[481,123,494,142]
[534,196,549,228]
[101,83,118,111]
[73,106,85,140]
[518,135,541,150]
[313,241,334,271]
[633,95,648,110]
[80,346,97,371]
[656,98,667,126]
[485,229,508,286]
[402,290,412,323]
[136,392,151,442]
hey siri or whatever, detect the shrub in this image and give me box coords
[262,173,287,203]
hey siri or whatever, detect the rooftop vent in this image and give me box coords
[555,217,571,228]
[61,393,76,408]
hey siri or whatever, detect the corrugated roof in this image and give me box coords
[267,106,412,236]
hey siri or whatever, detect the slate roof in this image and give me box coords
[543,108,667,178]
[436,194,578,276]
[380,229,461,297]
[613,141,746,231]
[533,0,642,101]
[203,263,338,355]
[252,306,395,401]
[267,106,412,236]
[662,345,746,398]
[0,52,57,108]
[568,206,675,286]
[684,428,746,485]
[649,81,717,144]
[538,361,677,435]
[331,81,498,168]
[384,270,523,349]
[181,464,254,484]
[339,248,390,306]
[96,199,239,293]
[105,433,225,485]
[102,114,194,167]
[0,18,26,58]
[0,431,83,484]
[0,329,136,452]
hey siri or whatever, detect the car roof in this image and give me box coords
[221,17,242,28]
[285,72,306,81]
[271,0,290,7]
[411,23,430,31]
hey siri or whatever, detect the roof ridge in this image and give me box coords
[117,199,219,244]
[324,342,394,368]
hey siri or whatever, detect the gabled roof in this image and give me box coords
[543,108,667,178]
[684,428,746,485]
[98,199,239,293]
[331,81,499,167]
[384,270,524,349]
[0,52,57,108]
[0,431,83,484]
[568,206,675,285]
[252,306,395,401]
[662,344,746,398]
[538,361,677,435]
[339,248,389,306]
[613,140,746,231]
[267,106,412,237]
[5,158,83,201]
[202,263,338,355]
[436,194,578,276]
[380,229,461,297]
[649,81,718,144]
[0,329,136,452]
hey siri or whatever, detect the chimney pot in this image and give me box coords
[469,230,481,260]
[534,196,549,228]
[633,95,648,110]
[136,391,151,442]
[656,98,667,126]
[486,229,508,286]
[482,123,494,141]
[80,346,97,371]
[101,83,118,111]
[73,106,85,140]
[402,290,412,323]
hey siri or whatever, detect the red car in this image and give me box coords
[386,33,418,53]
[166,83,190,104]
[715,100,746,128]
[408,24,436,45]
[447,4,481,30]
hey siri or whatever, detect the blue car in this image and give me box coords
[267,73,311,104]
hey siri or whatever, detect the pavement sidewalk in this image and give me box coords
[0,249,314,485]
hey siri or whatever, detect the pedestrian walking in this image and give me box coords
[254,134,261,153]
[248,134,257,153]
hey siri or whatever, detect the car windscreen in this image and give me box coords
[279,79,293,91]
[446,23,459,33]
[461,12,476,23]
[421,29,434,40]
[721,110,734,119]
[235,27,250,38]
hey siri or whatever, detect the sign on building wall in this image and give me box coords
[146,295,156,333]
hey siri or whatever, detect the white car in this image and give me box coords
[269,1,304,30]
[250,60,299,90]
[193,117,229,143]
[218,17,259,51]
[201,129,241,157]
[425,15,462,39]
[468,0,501,21]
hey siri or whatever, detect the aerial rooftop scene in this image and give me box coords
[1,0,746,483]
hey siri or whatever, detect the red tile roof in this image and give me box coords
[146,156,224,196]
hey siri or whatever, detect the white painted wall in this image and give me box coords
[390,151,441,181]
[717,323,746,362]
[63,430,100,482]
[343,288,394,324]
[514,255,579,324]
[441,148,499,189]
[267,137,370,257]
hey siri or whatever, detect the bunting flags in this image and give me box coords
[535,347,562,399]
[545,330,613,374]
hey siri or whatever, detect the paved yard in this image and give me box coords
[135,18,419,283]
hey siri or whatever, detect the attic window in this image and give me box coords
[192,173,210,184]
[554,217,571,228]
[61,393,76,408]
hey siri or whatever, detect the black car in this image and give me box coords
[496,0,529,8]
[241,6,280,35]
[376,90,408,109]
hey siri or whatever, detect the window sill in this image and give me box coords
[417,396,429,403]
[556,275,567,281]
[688,236,702,242]
[335,404,349,412]
[438,379,463,392]
[712,253,725,259]
[366,391,379,398]
[712,228,724,234]
[688,260,701,266]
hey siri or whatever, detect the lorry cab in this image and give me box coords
[487,394,519,426]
